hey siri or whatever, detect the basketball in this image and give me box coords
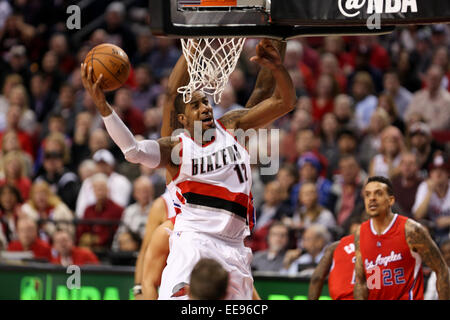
[83,43,130,92]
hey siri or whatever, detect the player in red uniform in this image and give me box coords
[354,176,450,300]
[308,234,356,300]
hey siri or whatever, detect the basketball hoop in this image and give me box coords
[178,37,246,104]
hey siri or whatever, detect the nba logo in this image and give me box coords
[377,241,382,247]
[176,231,182,237]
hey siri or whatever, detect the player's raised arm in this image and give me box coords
[308,241,339,300]
[220,39,296,130]
[81,63,181,170]
[161,54,189,137]
[353,227,368,300]
[245,40,287,109]
[405,220,450,300]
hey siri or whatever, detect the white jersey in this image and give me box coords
[161,189,178,219]
[167,120,254,241]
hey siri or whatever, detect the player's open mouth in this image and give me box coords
[369,203,378,210]
[201,117,213,126]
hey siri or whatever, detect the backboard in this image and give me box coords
[148,0,397,39]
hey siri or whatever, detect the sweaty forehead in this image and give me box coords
[188,91,207,104]
[364,182,387,193]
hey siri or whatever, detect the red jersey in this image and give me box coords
[360,214,424,300]
[328,234,355,300]
[51,247,99,266]
[8,238,52,261]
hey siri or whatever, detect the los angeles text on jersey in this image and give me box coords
[191,145,243,176]
[364,251,403,269]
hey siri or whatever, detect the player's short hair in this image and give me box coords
[174,93,186,115]
[189,258,229,300]
[365,176,394,196]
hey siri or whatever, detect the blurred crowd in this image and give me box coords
[0,1,449,279]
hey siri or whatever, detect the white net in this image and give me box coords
[178,38,246,104]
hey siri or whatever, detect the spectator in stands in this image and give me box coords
[425,238,450,300]
[75,149,132,219]
[319,52,347,93]
[251,222,290,273]
[34,132,80,210]
[77,159,97,182]
[7,218,52,261]
[40,50,64,94]
[132,64,161,112]
[0,184,22,244]
[51,229,99,267]
[0,74,23,124]
[357,108,391,171]
[351,71,378,132]
[285,182,336,234]
[48,33,76,76]
[8,85,36,136]
[290,152,332,211]
[29,73,57,123]
[131,29,155,66]
[280,110,313,162]
[246,181,293,252]
[391,152,423,217]
[0,150,31,200]
[333,94,357,131]
[377,93,406,133]
[329,155,366,233]
[117,229,141,252]
[383,70,412,120]
[408,122,443,175]
[282,224,331,276]
[20,180,73,242]
[405,64,450,131]
[112,176,154,250]
[327,128,359,179]
[77,173,124,250]
[275,164,298,209]
[113,88,146,135]
[368,126,405,179]
[0,103,34,158]
[148,37,181,80]
[319,113,339,169]
[47,84,82,137]
[412,155,450,242]
[0,130,32,177]
[311,74,339,124]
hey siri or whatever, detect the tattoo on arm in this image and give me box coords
[219,109,250,130]
[405,220,450,300]
[353,227,368,300]
[308,241,338,300]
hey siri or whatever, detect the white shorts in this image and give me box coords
[158,231,253,300]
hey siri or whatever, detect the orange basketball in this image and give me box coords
[84,43,130,92]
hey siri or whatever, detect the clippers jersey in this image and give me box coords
[167,120,253,241]
[328,234,355,300]
[360,214,424,300]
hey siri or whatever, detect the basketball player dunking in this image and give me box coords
[354,176,450,300]
[81,39,296,299]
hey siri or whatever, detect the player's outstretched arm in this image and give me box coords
[308,241,339,300]
[134,197,168,298]
[353,227,368,300]
[220,39,296,131]
[142,220,173,300]
[161,55,189,137]
[405,219,450,300]
[245,40,287,109]
[81,62,180,170]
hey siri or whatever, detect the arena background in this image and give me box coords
[0,0,449,300]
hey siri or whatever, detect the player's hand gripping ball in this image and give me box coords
[83,43,130,91]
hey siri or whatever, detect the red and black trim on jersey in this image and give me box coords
[177,180,250,220]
